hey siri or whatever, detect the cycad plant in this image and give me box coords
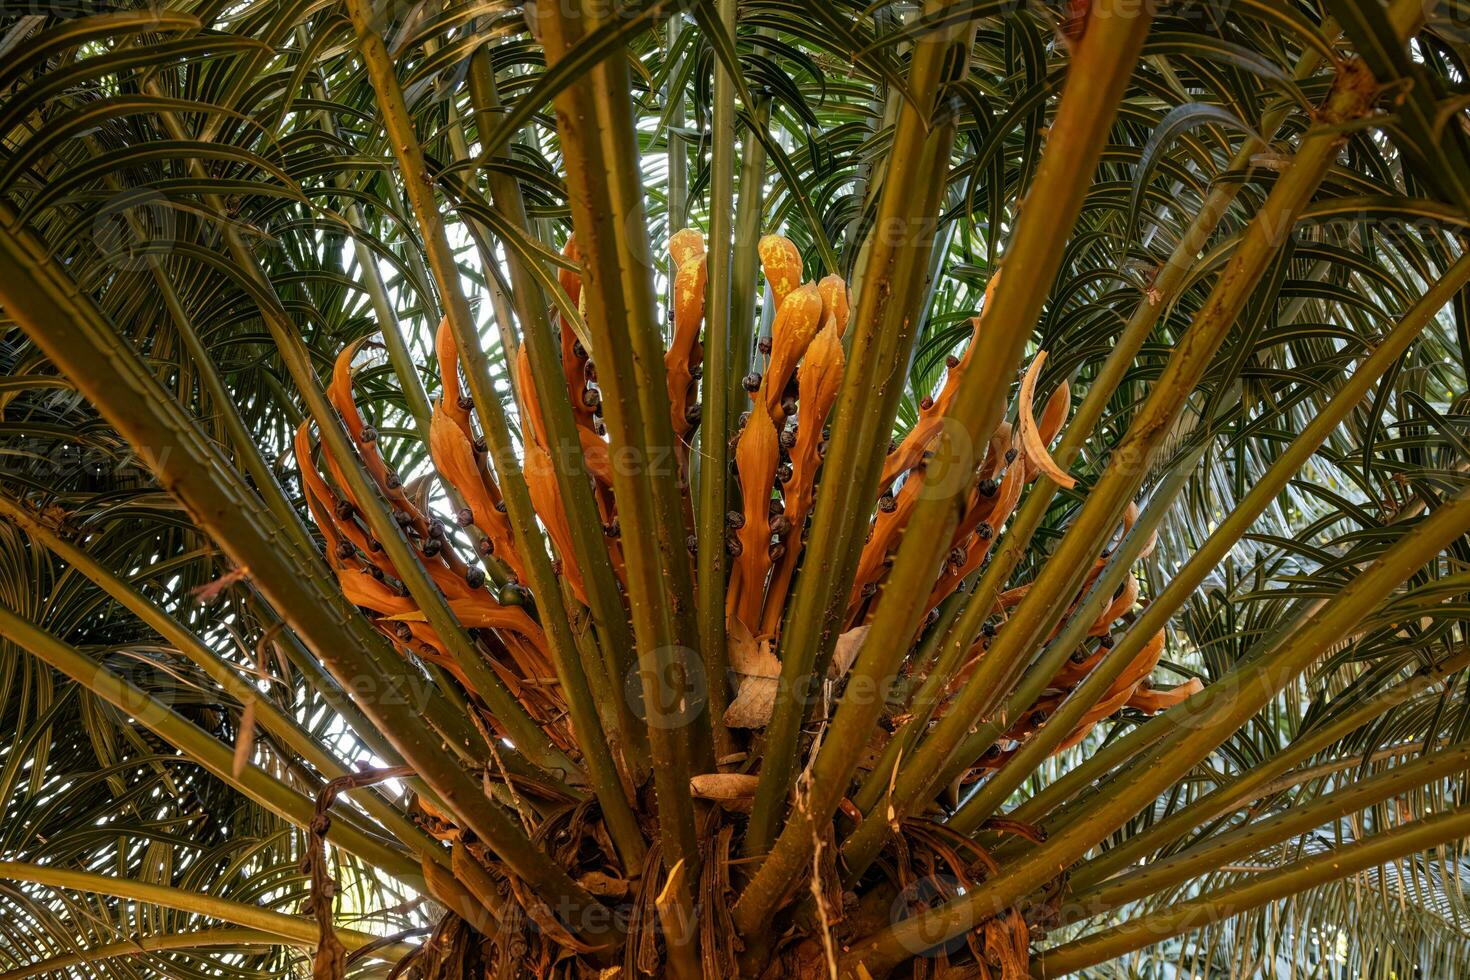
[3,0,1470,977]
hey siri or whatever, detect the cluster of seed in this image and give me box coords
[298,228,1199,769]
[295,333,567,740]
[725,235,849,636]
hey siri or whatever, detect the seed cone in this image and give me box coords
[300,227,1198,972]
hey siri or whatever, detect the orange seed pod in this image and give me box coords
[761,283,823,417]
[1017,351,1075,489]
[758,234,803,311]
[817,273,850,337]
[730,406,780,630]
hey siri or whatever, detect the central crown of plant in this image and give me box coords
[294,228,1199,971]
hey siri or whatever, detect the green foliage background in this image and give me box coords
[1,0,1470,976]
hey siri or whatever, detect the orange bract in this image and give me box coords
[301,230,1187,815]
[758,233,803,309]
[760,282,822,420]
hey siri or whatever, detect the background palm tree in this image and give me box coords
[2,0,1470,976]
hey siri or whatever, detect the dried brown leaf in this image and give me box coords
[724,619,780,728]
[829,625,870,679]
[689,773,760,811]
